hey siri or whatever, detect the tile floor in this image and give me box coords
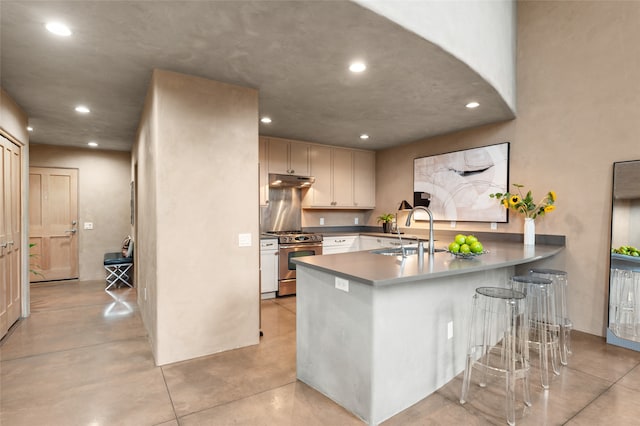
[2,280,640,425]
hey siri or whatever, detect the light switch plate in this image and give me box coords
[491,222,498,230]
[335,277,349,292]
[238,233,252,247]
[83,222,93,230]
[320,217,325,225]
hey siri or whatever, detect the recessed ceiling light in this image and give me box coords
[45,22,72,37]
[88,141,98,147]
[349,62,367,73]
[75,105,90,114]
[260,117,272,124]
[465,101,480,109]
[27,126,34,132]
[360,134,369,140]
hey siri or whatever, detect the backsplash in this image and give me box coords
[302,210,374,228]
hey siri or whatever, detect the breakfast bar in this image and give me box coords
[293,241,564,425]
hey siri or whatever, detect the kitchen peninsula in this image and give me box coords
[293,239,564,425]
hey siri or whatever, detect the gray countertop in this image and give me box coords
[293,241,564,286]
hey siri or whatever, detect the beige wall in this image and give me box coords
[29,144,132,280]
[132,85,158,356]
[1,88,29,145]
[133,69,260,365]
[374,1,640,337]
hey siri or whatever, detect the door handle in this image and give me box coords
[0,242,7,248]
[7,241,14,246]
[65,229,77,234]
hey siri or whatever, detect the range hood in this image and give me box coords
[269,173,315,188]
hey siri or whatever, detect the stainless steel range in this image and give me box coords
[265,231,323,296]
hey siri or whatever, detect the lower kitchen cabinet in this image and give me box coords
[358,235,407,250]
[260,239,278,299]
[322,235,359,254]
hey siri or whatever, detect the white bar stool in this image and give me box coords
[460,286,530,426]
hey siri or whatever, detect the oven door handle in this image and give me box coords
[279,243,324,249]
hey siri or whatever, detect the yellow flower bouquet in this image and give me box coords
[489,183,556,219]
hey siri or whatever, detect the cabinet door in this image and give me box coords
[259,137,269,206]
[289,142,310,176]
[0,136,22,338]
[306,145,332,207]
[260,240,278,294]
[353,150,375,208]
[323,235,359,253]
[332,148,353,207]
[267,138,290,174]
[358,236,379,251]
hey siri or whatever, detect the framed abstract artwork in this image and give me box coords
[413,142,510,222]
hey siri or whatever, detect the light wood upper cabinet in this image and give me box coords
[259,136,375,210]
[307,145,332,206]
[303,145,374,209]
[289,142,310,176]
[267,137,309,176]
[353,150,376,208]
[332,148,354,207]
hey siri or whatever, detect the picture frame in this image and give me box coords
[413,142,510,222]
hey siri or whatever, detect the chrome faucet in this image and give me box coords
[405,206,435,256]
[395,226,407,258]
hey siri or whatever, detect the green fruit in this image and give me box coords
[466,235,478,245]
[470,241,484,253]
[448,242,460,253]
[454,234,467,245]
[460,244,471,254]
[631,251,640,257]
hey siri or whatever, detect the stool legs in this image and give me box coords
[610,269,639,339]
[530,269,571,366]
[461,287,530,426]
[512,275,559,390]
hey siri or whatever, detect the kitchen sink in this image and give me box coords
[371,247,447,256]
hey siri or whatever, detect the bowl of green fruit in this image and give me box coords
[612,246,640,257]
[448,234,487,258]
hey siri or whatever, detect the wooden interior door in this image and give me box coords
[0,135,22,336]
[29,167,78,282]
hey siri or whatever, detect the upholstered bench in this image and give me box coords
[104,237,134,291]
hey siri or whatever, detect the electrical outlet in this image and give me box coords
[335,277,349,292]
[447,321,453,339]
[450,221,456,228]
[320,217,325,225]
[144,287,147,301]
[491,222,497,230]
[354,217,359,225]
[83,222,93,230]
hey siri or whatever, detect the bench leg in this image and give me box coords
[104,264,133,291]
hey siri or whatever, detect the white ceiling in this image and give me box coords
[1,1,514,152]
